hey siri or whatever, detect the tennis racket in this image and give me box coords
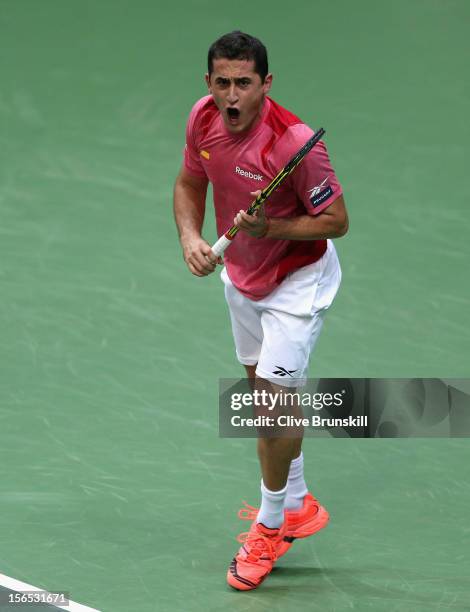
[210,128,325,257]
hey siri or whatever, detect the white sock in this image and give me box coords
[256,480,287,529]
[284,452,308,510]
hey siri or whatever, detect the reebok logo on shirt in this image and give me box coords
[308,177,329,198]
[235,166,263,181]
[308,177,333,208]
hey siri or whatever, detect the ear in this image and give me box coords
[263,73,273,95]
[205,73,212,93]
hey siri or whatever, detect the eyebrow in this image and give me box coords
[214,76,252,83]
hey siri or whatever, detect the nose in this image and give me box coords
[227,83,238,105]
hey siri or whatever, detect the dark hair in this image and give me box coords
[208,31,268,82]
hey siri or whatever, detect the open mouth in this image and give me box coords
[227,107,240,123]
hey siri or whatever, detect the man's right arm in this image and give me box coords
[173,165,219,277]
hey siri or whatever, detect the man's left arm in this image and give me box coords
[235,193,349,240]
[236,125,349,241]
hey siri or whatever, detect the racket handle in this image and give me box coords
[211,234,233,257]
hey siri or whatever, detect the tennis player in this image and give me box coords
[173,31,349,590]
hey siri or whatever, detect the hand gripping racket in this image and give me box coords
[210,128,325,257]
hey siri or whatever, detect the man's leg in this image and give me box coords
[254,437,294,529]
[242,367,304,528]
[257,435,301,490]
[244,364,303,496]
[244,364,257,385]
[241,372,328,564]
[256,380,303,491]
[227,370,300,590]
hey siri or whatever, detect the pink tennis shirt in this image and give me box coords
[184,95,343,300]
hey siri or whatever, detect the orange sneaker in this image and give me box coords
[227,520,286,590]
[238,493,329,558]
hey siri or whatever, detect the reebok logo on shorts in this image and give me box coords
[272,366,297,377]
[235,166,263,181]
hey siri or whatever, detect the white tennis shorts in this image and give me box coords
[221,239,342,387]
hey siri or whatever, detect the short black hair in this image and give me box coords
[208,31,269,82]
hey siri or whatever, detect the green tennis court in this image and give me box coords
[1,0,469,610]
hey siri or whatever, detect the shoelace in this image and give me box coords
[237,527,278,562]
[237,500,259,521]
[236,501,278,562]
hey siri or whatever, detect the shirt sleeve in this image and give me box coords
[284,124,343,216]
[183,100,208,179]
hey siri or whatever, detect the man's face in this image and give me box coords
[206,58,272,134]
